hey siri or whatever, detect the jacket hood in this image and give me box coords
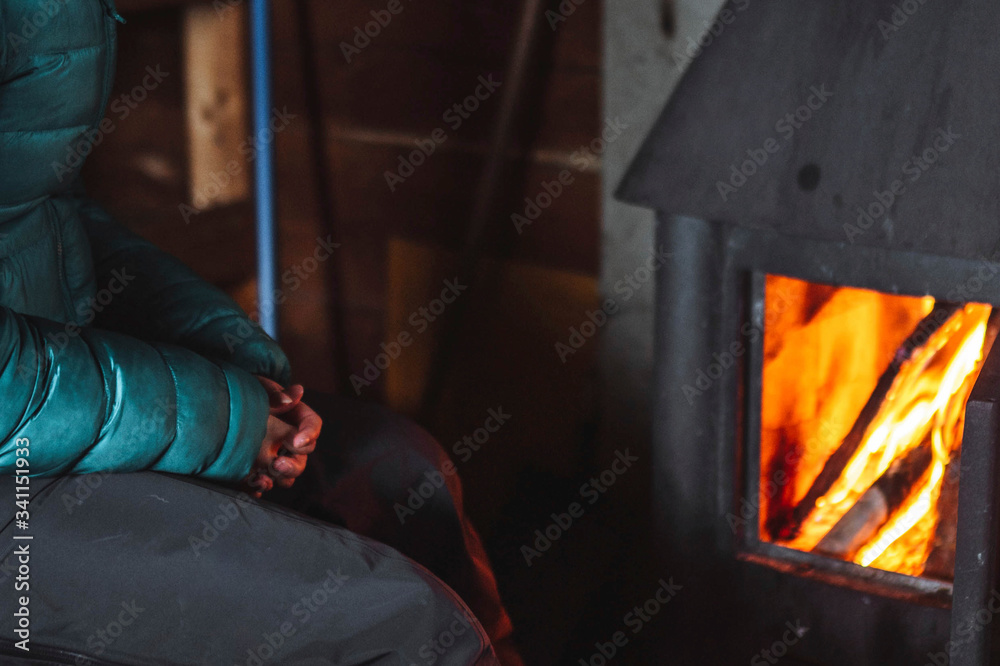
[0,0,118,227]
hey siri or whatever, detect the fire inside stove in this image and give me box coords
[759,275,995,582]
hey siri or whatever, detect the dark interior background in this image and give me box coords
[83,1,624,663]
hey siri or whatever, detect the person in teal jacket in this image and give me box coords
[0,0,310,489]
[0,1,518,663]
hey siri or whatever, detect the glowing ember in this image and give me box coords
[760,274,993,580]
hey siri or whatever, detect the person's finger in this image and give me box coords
[243,474,265,499]
[281,402,322,450]
[256,376,303,413]
[255,375,284,396]
[287,428,317,455]
[269,453,307,480]
[239,473,262,499]
[271,384,304,415]
[285,384,305,403]
[268,455,307,489]
[247,471,274,493]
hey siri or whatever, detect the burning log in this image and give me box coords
[922,448,961,580]
[813,441,933,560]
[779,303,960,541]
[922,312,1000,579]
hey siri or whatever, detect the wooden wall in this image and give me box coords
[83,2,601,657]
[87,0,598,377]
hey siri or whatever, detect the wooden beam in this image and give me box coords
[182,2,250,211]
[117,0,219,14]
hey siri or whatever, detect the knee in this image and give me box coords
[416,601,495,664]
[317,397,467,512]
[367,554,494,662]
[350,401,454,475]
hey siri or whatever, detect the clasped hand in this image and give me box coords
[242,377,322,497]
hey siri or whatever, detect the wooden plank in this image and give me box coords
[382,238,600,529]
[116,0,207,12]
[384,237,598,414]
[124,201,257,288]
[182,2,250,211]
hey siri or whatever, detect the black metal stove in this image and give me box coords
[617,0,1000,663]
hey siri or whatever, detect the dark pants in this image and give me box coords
[0,394,518,665]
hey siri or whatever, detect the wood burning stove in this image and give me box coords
[616,0,1000,663]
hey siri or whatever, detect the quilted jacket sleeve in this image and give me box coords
[73,185,292,386]
[0,306,268,479]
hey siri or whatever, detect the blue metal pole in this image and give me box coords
[250,0,278,339]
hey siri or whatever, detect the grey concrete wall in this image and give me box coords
[599,0,726,466]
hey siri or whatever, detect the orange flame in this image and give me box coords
[762,275,992,579]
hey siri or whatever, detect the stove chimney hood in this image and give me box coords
[618,0,1000,261]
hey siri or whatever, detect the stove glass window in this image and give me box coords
[758,274,993,581]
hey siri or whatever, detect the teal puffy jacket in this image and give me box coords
[0,0,290,480]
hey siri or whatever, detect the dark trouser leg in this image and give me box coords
[268,394,521,666]
[0,473,499,665]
